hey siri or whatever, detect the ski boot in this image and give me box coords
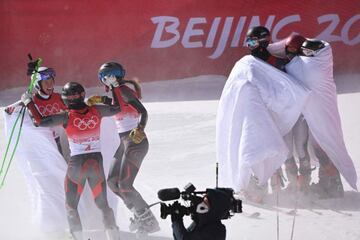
[297,157,312,193]
[70,231,83,240]
[105,226,121,240]
[243,175,268,203]
[67,209,83,240]
[328,175,344,198]
[311,147,344,198]
[102,207,121,240]
[129,207,160,235]
[271,168,285,194]
[284,157,299,193]
[310,164,344,199]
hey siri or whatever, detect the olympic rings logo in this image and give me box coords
[73,116,99,130]
[38,103,61,116]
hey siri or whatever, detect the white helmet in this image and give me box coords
[31,67,56,92]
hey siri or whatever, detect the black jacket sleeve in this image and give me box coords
[172,219,226,240]
[172,219,202,240]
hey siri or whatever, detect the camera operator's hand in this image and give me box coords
[170,202,185,222]
[171,212,184,222]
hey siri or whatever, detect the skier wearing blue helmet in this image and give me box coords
[89,61,160,235]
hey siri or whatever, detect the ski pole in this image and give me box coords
[216,162,219,188]
[0,107,26,187]
[0,107,25,175]
[27,54,42,93]
[0,55,41,175]
[0,55,42,188]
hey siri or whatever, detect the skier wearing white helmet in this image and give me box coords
[5,64,67,155]
[3,61,69,238]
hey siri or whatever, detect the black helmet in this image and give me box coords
[61,82,86,109]
[301,39,325,56]
[246,26,271,50]
[98,62,126,84]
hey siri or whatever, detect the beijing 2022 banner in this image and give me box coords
[0,0,359,90]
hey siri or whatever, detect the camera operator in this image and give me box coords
[171,189,231,240]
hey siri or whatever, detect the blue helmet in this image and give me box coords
[98,62,126,84]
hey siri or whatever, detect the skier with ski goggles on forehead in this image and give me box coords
[245,26,271,52]
[245,28,314,197]
[21,81,123,240]
[86,61,160,235]
[245,26,288,71]
[5,61,67,156]
[244,26,302,200]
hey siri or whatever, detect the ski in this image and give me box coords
[78,228,121,240]
[287,209,297,216]
[243,196,325,217]
[287,207,323,216]
[243,200,297,216]
[309,200,352,217]
[295,200,323,216]
[287,191,323,216]
[240,211,261,218]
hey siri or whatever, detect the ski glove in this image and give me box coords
[86,95,103,106]
[27,59,41,76]
[21,92,33,106]
[101,96,113,105]
[102,75,119,88]
[4,106,15,115]
[129,127,146,144]
[86,95,113,106]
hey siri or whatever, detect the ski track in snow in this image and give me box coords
[0,75,360,240]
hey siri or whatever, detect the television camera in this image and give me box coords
[157,183,242,220]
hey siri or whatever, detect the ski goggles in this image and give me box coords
[39,68,56,80]
[245,37,259,49]
[246,36,270,49]
[301,47,317,57]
